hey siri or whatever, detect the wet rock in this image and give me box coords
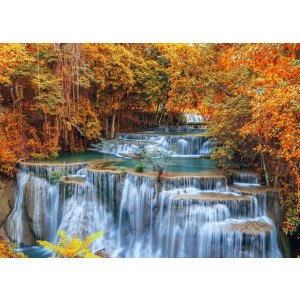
[95,248,110,258]
[229,221,273,234]
[24,177,49,241]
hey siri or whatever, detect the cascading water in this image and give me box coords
[2,164,87,246]
[115,174,281,258]
[4,171,30,245]
[116,133,213,156]
[57,170,122,252]
[2,162,282,258]
[182,113,204,124]
[233,173,260,186]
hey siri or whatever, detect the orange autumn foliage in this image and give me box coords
[208,43,300,234]
[1,43,300,237]
[0,236,27,258]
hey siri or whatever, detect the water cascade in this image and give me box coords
[116,133,213,156]
[2,164,87,245]
[182,113,204,124]
[1,164,282,258]
[233,173,259,186]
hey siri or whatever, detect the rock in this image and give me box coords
[0,179,17,227]
[95,248,110,258]
[229,221,273,234]
[24,177,49,241]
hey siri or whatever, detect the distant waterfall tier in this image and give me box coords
[233,173,260,186]
[182,113,205,124]
[20,163,89,181]
[148,125,207,133]
[1,163,282,257]
[116,133,214,156]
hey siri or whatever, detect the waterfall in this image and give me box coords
[149,125,207,133]
[115,173,281,257]
[58,170,122,252]
[4,171,30,245]
[199,140,214,156]
[162,176,227,192]
[233,173,260,186]
[182,113,204,124]
[2,164,282,258]
[116,133,213,156]
[2,164,89,246]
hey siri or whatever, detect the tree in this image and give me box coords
[204,43,300,234]
[90,138,120,166]
[143,144,175,182]
[167,43,212,124]
[130,142,148,161]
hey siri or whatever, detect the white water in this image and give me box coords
[2,164,86,245]
[4,171,30,244]
[233,173,261,187]
[183,113,204,124]
[115,133,214,156]
[116,174,281,258]
[2,165,282,258]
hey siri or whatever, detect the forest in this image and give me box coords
[0,43,300,245]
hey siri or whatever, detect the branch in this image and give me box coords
[218,86,233,97]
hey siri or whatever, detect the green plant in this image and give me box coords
[90,138,120,165]
[134,161,147,172]
[143,144,175,181]
[120,166,127,174]
[130,142,148,161]
[49,170,69,184]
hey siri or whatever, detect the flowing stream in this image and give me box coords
[1,129,282,258]
[2,164,281,258]
[115,133,213,156]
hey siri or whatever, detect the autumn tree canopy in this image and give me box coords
[0,42,299,235]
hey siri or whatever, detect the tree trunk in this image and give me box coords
[157,169,163,183]
[154,101,160,126]
[158,105,165,126]
[105,118,109,138]
[111,107,116,139]
[261,152,270,186]
[176,106,187,126]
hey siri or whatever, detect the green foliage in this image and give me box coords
[90,138,120,165]
[134,161,147,172]
[50,170,69,184]
[143,144,175,176]
[130,142,148,161]
[120,166,127,174]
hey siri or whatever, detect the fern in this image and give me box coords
[37,229,104,258]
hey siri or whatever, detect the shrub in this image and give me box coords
[120,166,127,174]
[0,236,27,258]
[49,170,69,184]
[134,162,146,172]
